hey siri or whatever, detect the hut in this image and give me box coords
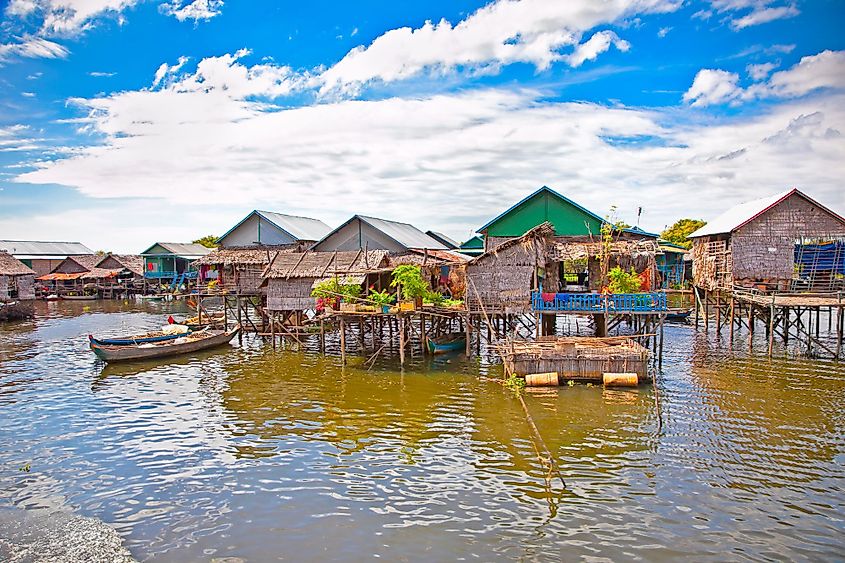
[688,188,845,292]
[0,251,36,301]
[0,240,93,278]
[262,250,390,313]
[194,247,289,295]
[656,241,690,289]
[37,255,100,295]
[217,210,331,249]
[311,215,448,254]
[140,242,212,286]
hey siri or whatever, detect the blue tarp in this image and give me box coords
[794,242,845,276]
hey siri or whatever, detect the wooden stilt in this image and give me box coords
[465,315,472,357]
[729,296,736,343]
[658,314,664,369]
[836,305,843,358]
[398,314,405,367]
[421,313,427,355]
[340,316,347,364]
[768,302,775,357]
[715,292,722,334]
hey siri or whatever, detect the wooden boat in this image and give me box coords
[88,330,190,346]
[61,294,97,301]
[138,294,167,301]
[43,294,61,301]
[90,327,239,363]
[665,308,692,322]
[427,333,467,354]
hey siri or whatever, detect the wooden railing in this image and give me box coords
[531,291,668,313]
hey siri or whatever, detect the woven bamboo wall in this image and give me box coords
[0,275,34,301]
[692,236,731,290]
[732,194,845,286]
[266,278,316,311]
[466,241,537,313]
[0,276,8,300]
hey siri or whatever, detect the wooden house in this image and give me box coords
[217,210,331,249]
[312,215,448,254]
[95,254,145,281]
[688,188,845,292]
[262,250,390,312]
[476,186,659,293]
[37,255,101,294]
[656,241,690,288]
[140,243,212,284]
[195,247,289,295]
[0,251,36,301]
[0,240,93,278]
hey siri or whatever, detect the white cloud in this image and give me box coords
[0,36,69,63]
[318,0,682,94]
[89,71,117,77]
[683,69,741,106]
[685,50,845,107]
[657,26,672,37]
[11,50,845,244]
[565,30,630,67]
[706,1,800,30]
[22,92,36,97]
[17,0,141,35]
[160,0,223,22]
[746,61,777,80]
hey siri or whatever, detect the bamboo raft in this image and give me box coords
[495,336,650,383]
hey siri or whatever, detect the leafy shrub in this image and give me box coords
[390,265,428,300]
[607,266,642,294]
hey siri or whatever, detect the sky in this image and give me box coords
[1,0,844,253]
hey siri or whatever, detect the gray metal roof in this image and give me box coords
[141,242,213,258]
[689,189,796,238]
[358,216,448,250]
[0,240,93,257]
[425,230,459,249]
[256,211,331,241]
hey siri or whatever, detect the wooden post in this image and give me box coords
[836,305,843,358]
[398,314,405,367]
[658,314,664,369]
[271,312,276,351]
[340,316,347,365]
[320,319,325,352]
[768,302,775,357]
[237,297,243,344]
[704,291,709,333]
[421,313,427,355]
[747,304,754,353]
[729,295,735,343]
[694,286,699,328]
[465,315,472,357]
[715,292,722,334]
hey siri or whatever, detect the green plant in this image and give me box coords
[311,277,362,301]
[442,298,464,308]
[390,265,428,300]
[368,288,395,306]
[504,374,525,393]
[660,218,706,249]
[607,266,643,294]
[423,289,445,306]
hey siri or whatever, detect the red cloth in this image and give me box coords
[541,292,556,303]
[167,315,175,324]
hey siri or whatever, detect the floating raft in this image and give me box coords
[496,336,650,384]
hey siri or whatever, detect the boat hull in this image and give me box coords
[61,295,97,301]
[89,332,188,346]
[90,328,239,363]
[427,334,466,354]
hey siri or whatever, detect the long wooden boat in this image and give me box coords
[665,308,692,322]
[427,333,466,354]
[61,294,97,301]
[137,294,167,301]
[88,330,190,346]
[90,327,239,363]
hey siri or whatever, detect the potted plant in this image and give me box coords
[369,288,395,313]
[312,277,362,312]
[390,265,428,310]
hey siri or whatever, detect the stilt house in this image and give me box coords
[140,243,212,285]
[0,251,36,301]
[688,188,845,292]
[0,240,93,278]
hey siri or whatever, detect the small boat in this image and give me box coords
[62,294,97,301]
[90,327,240,363]
[427,332,467,354]
[88,329,191,346]
[138,294,167,301]
[43,294,61,301]
[665,308,692,322]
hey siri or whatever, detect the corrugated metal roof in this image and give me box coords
[358,216,448,250]
[141,243,213,258]
[0,240,93,257]
[688,189,796,238]
[257,211,332,241]
[425,230,459,249]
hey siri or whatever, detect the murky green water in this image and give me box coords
[1,301,844,561]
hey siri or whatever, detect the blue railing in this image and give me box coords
[531,291,667,312]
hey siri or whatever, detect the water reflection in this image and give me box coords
[0,301,843,561]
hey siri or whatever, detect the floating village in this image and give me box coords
[2,185,844,386]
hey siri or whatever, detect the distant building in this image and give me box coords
[458,235,484,257]
[140,243,212,282]
[217,210,331,249]
[312,215,448,254]
[0,251,36,301]
[0,240,93,278]
[425,230,459,250]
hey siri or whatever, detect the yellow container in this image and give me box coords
[602,372,639,387]
[399,301,416,312]
[525,372,560,387]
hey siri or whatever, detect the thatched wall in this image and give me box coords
[732,194,845,287]
[691,236,731,291]
[0,274,35,301]
[266,278,316,311]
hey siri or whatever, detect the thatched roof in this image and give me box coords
[97,254,144,275]
[469,222,555,264]
[0,251,35,276]
[81,267,122,280]
[550,239,659,261]
[195,247,294,266]
[67,255,101,271]
[263,250,390,280]
[389,249,469,268]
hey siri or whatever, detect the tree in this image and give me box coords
[661,219,706,249]
[193,235,219,249]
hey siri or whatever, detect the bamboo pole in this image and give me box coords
[768,301,775,358]
[340,316,347,364]
[729,295,735,343]
[398,314,405,367]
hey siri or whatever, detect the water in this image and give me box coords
[1,301,844,561]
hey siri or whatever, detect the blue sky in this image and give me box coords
[1,0,844,252]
